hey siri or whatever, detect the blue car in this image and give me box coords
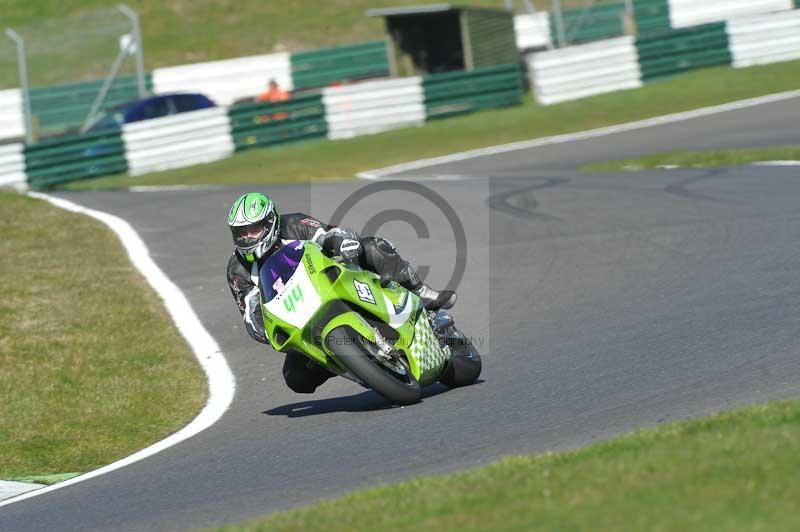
[88,93,216,131]
[75,93,216,179]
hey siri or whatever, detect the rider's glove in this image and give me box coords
[338,238,361,264]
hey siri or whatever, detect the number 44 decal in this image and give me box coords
[283,285,304,313]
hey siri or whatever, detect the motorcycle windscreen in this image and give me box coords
[260,240,305,302]
[259,240,322,329]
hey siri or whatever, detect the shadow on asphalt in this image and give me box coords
[263,383,456,418]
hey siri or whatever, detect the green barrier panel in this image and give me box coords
[30,74,153,135]
[636,23,731,81]
[291,41,390,91]
[423,64,524,120]
[25,128,127,188]
[634,0,672,36]
[228,93,327,151]
[552,2,627,45]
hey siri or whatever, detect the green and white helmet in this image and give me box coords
[227,192,280,262]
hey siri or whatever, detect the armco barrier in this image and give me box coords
[634,0,672,36]
[30,75,151,135]
[514,13,552,50]
[25,129,126,188]
[229,93,327,150]
[727,10,800,68]
[553,1,626,45]
[122,107,234,176]
[152,53,292,107]
[0,143,26,185]
[423,64,524,120]
[636,23,731,81]
[291,41,390,91]
[668,0,794,29]
[323,77,424,140]
[0,89,25,142]
[529,36,642,105]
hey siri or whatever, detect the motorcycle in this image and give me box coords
[259,240,481,405]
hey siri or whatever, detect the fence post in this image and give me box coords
[118,4,147,98]
[4,29,34,144]
[551,0,566,48]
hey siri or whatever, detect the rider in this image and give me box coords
[226,192,456,394]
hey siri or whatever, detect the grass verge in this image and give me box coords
[2,0,593,81]
[65,59,800,190]
[211,400,800,532]
[0,190,206,480]
[584,145,800,172]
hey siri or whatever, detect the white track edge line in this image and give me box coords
[0,192,236,508]
[356,89,800,180]
[752,160,800,166]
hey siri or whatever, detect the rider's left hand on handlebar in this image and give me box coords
[338,238,361,263]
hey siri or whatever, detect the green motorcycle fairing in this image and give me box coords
[258,240,451,385]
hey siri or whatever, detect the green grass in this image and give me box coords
[0,190,206,480]
[211,400,800,532]
[1,0,603,89]
[584,146,800,172]
[65,59,800,190]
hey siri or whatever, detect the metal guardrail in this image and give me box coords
[668,0,794,29]
[228,93,327,150]
[552,1,627,45]
[323,77,425,140]
[291,41,391,91]
[727,9,800,68]
[0,89,25,141]
[636,23,731,81]
[29,75,151,135]
[123,107,234,175]
[152,53,292,107]
[0,143,25,185]
[25,128,126,187]
[423,64,524,120]
[634,0,672,36]
[530,36,642,105]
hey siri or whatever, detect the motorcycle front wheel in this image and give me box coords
[326,325,422,406]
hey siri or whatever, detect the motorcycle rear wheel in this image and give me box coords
[327,326,422,405]
[438,327,482,388]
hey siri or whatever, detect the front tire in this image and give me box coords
[326,326,422,405]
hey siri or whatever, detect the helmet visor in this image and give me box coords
[231,212,276,249]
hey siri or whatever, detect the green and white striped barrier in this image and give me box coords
[0,143,25,186]
[152,54,293,107]
[123,107,234,175]
[727,9,800,67]
[1,65,522,188]
[528,36,642,105]
[0,41,391,143]
[666,0,794,28]
[322,77,425,140]
[0,89,25,141]
[530,8,800,106]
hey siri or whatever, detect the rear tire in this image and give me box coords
[326,326,421,405]
[439,329,482,388]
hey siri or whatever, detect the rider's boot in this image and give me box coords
[400,262,456,310]
[364,236,457,310]
[412,283,457,310]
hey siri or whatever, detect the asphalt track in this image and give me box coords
[3,96,800,531]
